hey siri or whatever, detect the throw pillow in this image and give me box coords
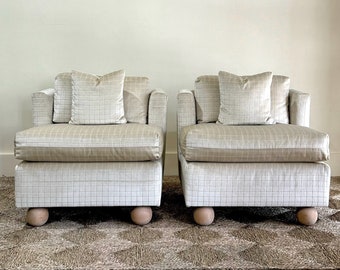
[53,72,72,123]
[123,76,152,124]
[217,71,275,125]
[271,75,290,124]
[69,69,127,125]
[194,75,220,123]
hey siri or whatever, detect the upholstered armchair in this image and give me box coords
[177,71,330,226]
[15,70,167,226]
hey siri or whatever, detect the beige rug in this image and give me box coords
[0,176,339,269]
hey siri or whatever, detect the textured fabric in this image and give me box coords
[179,154,330,207]
[52,74,151,124]
[177,90,196,136]
[32,89,55,126]
[180,123,329,162]
[53,72,72,123]
[123,76,151,124]
[70,70,127,125]
[218,71,274,125]
[15,124,163,162]
[194,76,220,123]
[194,75,291,124]
[15,161,162,207]
[289,90,311,127]
[148,90,168,134]
[271,75,290,124]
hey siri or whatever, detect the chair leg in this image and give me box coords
[130,206,152,225]
[26,208,49,226]
[193,207,215,225]
[296,207,318,225]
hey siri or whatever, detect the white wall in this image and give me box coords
[0,0,339,176]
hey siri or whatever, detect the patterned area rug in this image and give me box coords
[0,176,339,269]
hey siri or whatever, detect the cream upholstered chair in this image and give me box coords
[177,71,330,226]
[15,70,167,226]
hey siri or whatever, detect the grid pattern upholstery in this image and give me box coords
[15,124,164,162]
[180,154,330,207]
[193,75,290,124]
[69,70,126,125]
[180,123,329,162]
[15,161,162,207]
[16,78,167,209]
[217,71,274,125]
[177,81,330,209]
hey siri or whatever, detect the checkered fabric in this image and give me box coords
[180,123,329,162]
[217,71,274,125]
[69,70,126,125]
[179,153,330,207]
[177,79,330,209]
[53,73,152,124]
[289,89,311,127]
[15,161,162,207]
[194,74,290,124]
[32,89,55,126]
[15,123,163,162]
[53,72,73,123]
[123,76,152,124]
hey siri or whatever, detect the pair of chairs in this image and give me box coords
[14,70,330,227]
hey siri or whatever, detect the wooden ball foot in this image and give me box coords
[130,207,152,225]
[297,207,318,225]
[26,208,49,226]
[193,207,215,225]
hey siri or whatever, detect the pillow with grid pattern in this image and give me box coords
[217,71,275,125]
[69,70,127,125]
[53,73,150,124]
[53,72,72,123]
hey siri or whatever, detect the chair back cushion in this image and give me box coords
[53,72,151,124]
[194,74,290,124]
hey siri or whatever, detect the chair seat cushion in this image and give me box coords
[180,123,329,162]
[15,124,163,162]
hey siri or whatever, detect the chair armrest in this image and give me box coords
[148,89,168,134]
[32,88,55,126]
[177,90,196,136]
[289,89,311,127]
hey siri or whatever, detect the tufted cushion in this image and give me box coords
[15,124,164,162]
[69,70,126,125]
[180,123,329,162]
[194,74,290,124]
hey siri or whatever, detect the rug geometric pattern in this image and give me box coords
[0,176,339,269]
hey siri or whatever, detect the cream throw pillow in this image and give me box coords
[271,75,290,124]
[53,72,72,123]
[69,70,127,125]
[218,71,275,125]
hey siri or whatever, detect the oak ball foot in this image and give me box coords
[297,207,318,225]
[193,207,215,225]
[26,208,49,226]
[130,206,153,225]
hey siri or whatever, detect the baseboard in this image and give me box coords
[0,153,20,177]
[327,152,340,177]
[1,152,337,177]
[164,152,178,176]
